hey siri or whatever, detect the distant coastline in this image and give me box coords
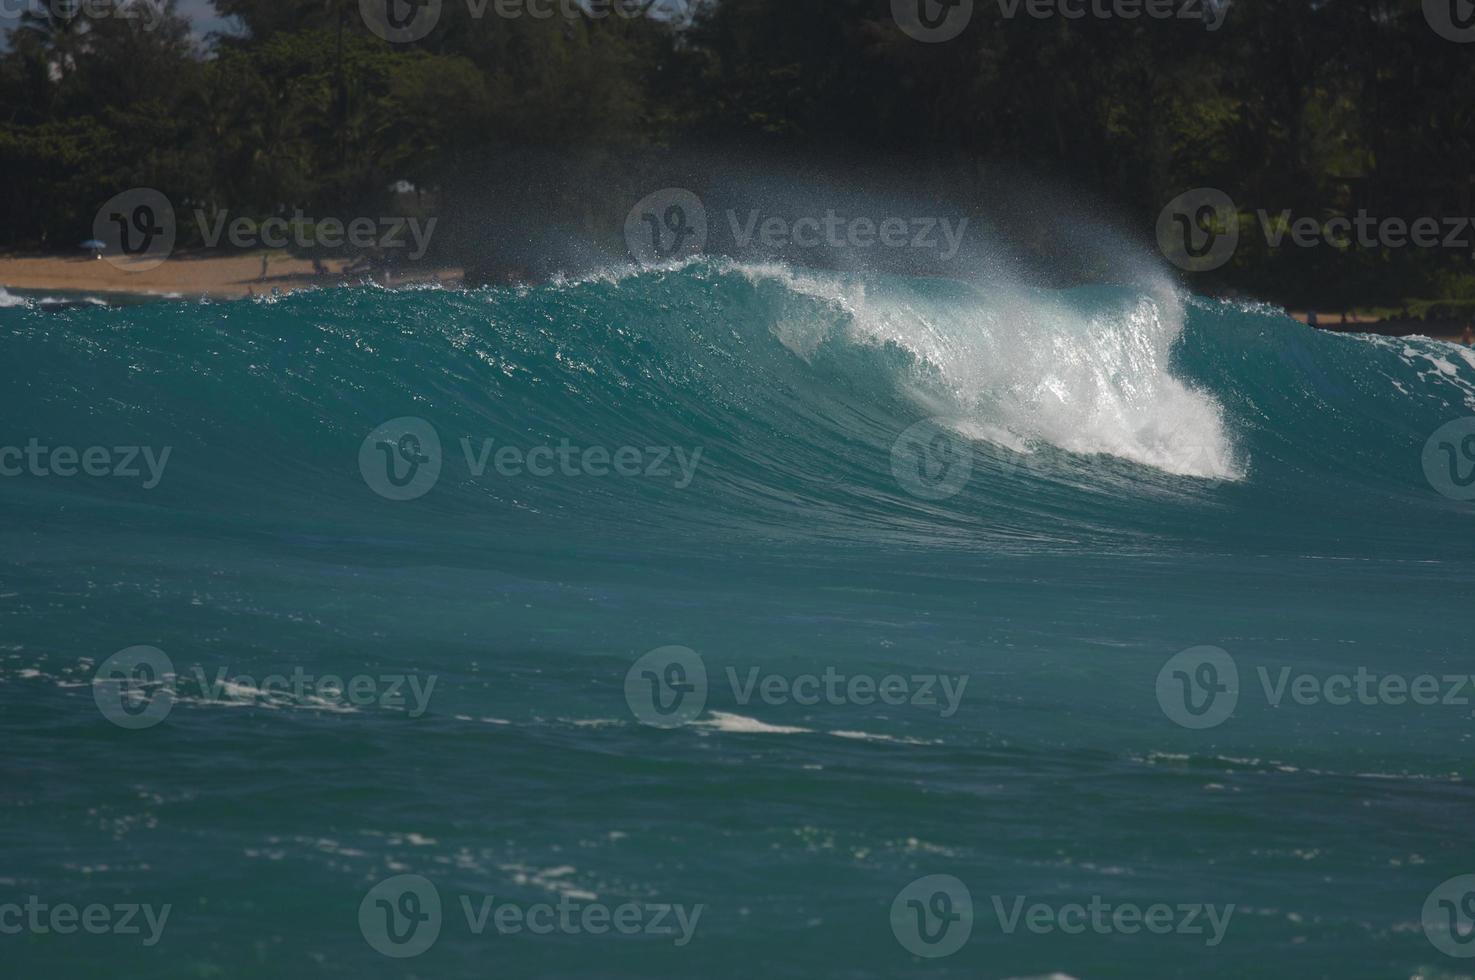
[5,251,1473,348]
[0,252,462,301]
[1288,310,1473,345]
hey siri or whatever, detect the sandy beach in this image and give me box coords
[0,252,462,300]
[5,252,1471,348]
[1289,310,1471,344]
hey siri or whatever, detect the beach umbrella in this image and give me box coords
[80,239,106,250]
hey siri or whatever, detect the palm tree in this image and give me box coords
[14,4,90,80]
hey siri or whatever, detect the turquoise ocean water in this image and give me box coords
[3,262,1475,978]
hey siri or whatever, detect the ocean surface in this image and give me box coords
[3,262,1475,978]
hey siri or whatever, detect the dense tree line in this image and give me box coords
[2,0,1472,306]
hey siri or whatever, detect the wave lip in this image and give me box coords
[733,262,1241,481]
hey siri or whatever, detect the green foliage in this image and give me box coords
[0,0,1470,305]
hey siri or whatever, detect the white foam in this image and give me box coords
[696,711,811,734]
[828,730,937,745]
[1384,336,1475,410]
[498,863,599,901]
[532,258,1241,479]
[735,263,1240,480]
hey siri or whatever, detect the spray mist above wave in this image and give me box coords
[576,160,1245,482]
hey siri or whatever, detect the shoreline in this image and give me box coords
[0,251,462,300]
[4,253,1472,346]
[1288,311,1471,344]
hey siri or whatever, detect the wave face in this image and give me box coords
[4,259,1471,554]
[5,263,1475,980]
